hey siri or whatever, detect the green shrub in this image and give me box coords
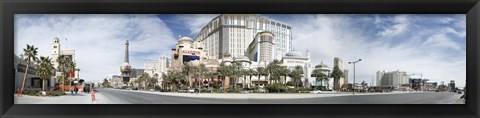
[264,83,287,93]
[23,89,40,96]
[286,82,294,86]
[225,88,241,93]
[50,90,66,96]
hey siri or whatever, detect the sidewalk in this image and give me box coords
[115,89,431,99]
[15,92,105,104]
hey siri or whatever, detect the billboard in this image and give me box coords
[182,49,201,62]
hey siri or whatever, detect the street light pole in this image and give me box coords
[348,59,362,95]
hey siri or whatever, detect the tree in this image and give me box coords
[66,60,76,88]
[231,62,244,90]
[79,79,85,84]
[330,65,345,91]
[36,56,53,91]
[217,63,234,90]
[165,71,185,91]
[289,65,304,88]
[256,67,267,87]
[311,69,328,90]
[266,60,281,84]
[102,78,110,88]
[247,69,256,88]
[182,63,195,88]
[56,55,68,92]
[277,66,290,86]
[241,69,248,88]
[20,44,38,96]
[150,73,159,89]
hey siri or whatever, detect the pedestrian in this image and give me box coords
[74,87,78,95]
[70,87,74,95]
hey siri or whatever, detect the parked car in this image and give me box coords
[188,89,195,93]
[310,90,321,94]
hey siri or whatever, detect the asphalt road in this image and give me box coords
[96,88,464,104]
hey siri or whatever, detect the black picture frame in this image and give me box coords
[1,0,479,118]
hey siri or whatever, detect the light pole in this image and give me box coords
[348,59,362,95]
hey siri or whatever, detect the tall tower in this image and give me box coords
[51,37,61,69]
[120,40,132,84]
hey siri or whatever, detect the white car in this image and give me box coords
[188,89,195,93]
[310,90,322,94]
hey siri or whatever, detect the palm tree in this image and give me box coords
[217,63,233,89]
[232,62,243,89]
[161,72,169,90]
[241,69,248,88]
[182,62,195,88]
[277,66,290,86]
[266,60,281,84]
[20,44,38,96]
[289,65,304,88]
[66,60,76,89]
[256,67,267,86]
[36,56,53,91]
[247,69,256,88]
[151,73,159,90]
[202,71,215,88]
[311,69,328,90]
[330,65,345,91]
[199,64,208,89]
[56,55,68,92]
[168,71,185,90]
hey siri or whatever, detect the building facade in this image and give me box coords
[333,57,346,90]
[51,37,80,81]
[144,56,170,78]
[194,14,293,61]
[376,70,409,87]
[246,31,275,66]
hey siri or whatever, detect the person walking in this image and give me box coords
[74,87,78,95]
[70,86,74,95]
[91,86,96,102]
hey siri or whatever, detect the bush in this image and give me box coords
[286,82,294,86]
[264,83,287,93]
[225,88,241,93]
[22,89,40,96]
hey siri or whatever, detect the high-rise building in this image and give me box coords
[376,70,409,86]
[144,56,170,77]
[246,31,275,64]
[448,80,456,91]
[333,57,345,90]
[194,14,293,61]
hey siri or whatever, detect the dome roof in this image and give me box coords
[179,36,193,41]
[234,56,250,62]
[285,50,304,57]
[223,51,232,57]
[315,61,329,68]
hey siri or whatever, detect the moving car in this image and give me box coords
[310,90,321,94]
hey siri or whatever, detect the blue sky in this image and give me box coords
[15,14,466,87]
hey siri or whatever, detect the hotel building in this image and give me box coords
[376,70,409,87]
[194,14,293,61]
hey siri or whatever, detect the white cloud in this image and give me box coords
[376,15,409,37]
[15,14,177,81]
[284,14,466,87]
[174,14,220,36]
